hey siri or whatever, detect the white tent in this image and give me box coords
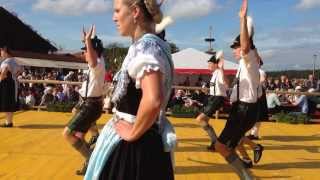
[172,48,238,86]
[16,57,88,70]
[172,48,238,75]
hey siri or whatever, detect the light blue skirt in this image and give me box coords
[84,118,121,180]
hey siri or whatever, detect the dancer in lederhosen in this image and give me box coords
[195,51,227,151]
[62,27,105,175]
[84,0,176,179]
[237,57,266,168]
[0,44,21,128]
[247,59,268,140]
[214,0,260,179]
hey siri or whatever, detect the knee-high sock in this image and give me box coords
[202,124,217,143]
[225,152,253,180]
[72,139,91,159]
[250,122,261,137]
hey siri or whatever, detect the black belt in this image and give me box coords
[80,96,103,101]
[233,101,257,106]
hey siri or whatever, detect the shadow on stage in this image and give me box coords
[262,135,320,142]
[18,123,106,129]
[175,158,319,179]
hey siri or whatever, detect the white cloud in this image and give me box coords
[163,0,219,19]
[32,0,112,16]
[296,0,320,10]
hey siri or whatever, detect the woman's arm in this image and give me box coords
[115,71,164,141]
[0,67,8,81]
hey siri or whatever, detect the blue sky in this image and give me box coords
[1,0,320,71]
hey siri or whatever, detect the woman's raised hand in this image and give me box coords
[239,0,248,19]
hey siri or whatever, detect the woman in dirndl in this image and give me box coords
[0,45,21,128]
[85,0,175,179]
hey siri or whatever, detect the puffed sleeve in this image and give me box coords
[128,40,166,89]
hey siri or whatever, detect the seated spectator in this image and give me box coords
[39,87,55,107]
[169,89,185,108]
[306,88,318,115]
[304,74,317,90]
[266,89,281,114]
[290,86,309,114]
[25,90,36,107]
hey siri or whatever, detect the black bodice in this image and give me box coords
[116,78,142,116]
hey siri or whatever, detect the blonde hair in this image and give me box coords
[126,0,163,23]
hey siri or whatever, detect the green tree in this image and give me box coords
[103,43,128,73]
[169,42,180,53]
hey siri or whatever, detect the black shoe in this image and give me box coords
[247,134,260,140]
[0,123,13,128]
[88,135,99,147]
[253,144,264,164]
[76,161,88,176]
[241,158,253,168]
[207,142,216,151]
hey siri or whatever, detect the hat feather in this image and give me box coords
[247,16,254,37]
[155,16,174,34]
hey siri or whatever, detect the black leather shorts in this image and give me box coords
[218,101,258,149]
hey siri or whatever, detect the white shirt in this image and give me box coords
[79,57,105,98]
[209,69,227,97]
[257,69,266,98]
[230,50,260,103]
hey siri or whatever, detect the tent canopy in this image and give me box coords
[16,57,88,70]
[172,48,238,75]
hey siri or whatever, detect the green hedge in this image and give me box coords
[171,105,199,118]
[273,112,310,124]
[47,102,77,112]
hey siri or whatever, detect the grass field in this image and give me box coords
[0,111,319,180]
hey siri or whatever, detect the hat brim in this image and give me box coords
[230,43,240,49]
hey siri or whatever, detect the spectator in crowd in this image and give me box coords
[266,78,276,90]
[284,78,294,90]
[304,74,317,90]
[274,79,281,89]
[290,86,309,114]
[39,86,55,107]
[279,75,288,90]
[266,88,282,114]
[182,77,191,86]
[169,89,186,108]
[25,90,36,107]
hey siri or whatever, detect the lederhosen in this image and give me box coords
[0,71,19,112]
[67,71,103,133]
[218,69,258,149]
[202,72,225,117]
[256,86,269,121]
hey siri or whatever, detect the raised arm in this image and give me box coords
[239,0,251,57]
[115,71,164,141]
[83,25,98,68]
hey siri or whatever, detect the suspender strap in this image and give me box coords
[237,68,241,102]
[85,70,90,100]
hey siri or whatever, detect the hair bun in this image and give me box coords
[144,0,163,24]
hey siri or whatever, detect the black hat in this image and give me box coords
[157,30,166,41]
[230,35,240,49]
[230,34,256,49]
[259,59,264,66]
[208,53,219,64]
